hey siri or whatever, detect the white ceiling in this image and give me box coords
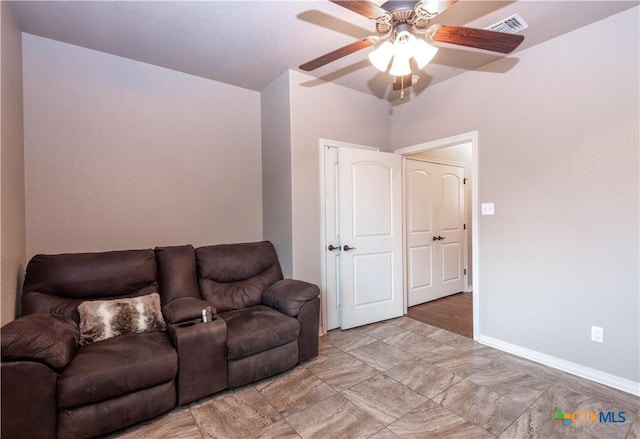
[10,1,637,101]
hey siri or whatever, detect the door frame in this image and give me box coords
[395,131,480,340]
[318,138,379,335]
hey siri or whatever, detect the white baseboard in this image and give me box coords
[476,334,640,397]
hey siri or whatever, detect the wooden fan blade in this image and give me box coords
[299,39,373,71]
[392,74,413,91]
[431,25,524,54]
[329,1,389,20]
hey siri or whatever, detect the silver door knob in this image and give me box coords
[343,245,356,251]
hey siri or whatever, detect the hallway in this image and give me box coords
[407,292,472,338]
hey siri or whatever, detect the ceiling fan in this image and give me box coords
[299,1,525,96]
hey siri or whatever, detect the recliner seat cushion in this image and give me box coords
[219,305,300,360]
[57,331,177,408]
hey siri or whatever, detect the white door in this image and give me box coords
[338,148,403,329]
[406,159,465,306]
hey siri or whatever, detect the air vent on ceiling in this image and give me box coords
[485,13,529,34]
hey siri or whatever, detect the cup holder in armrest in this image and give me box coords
[177,321,196,328]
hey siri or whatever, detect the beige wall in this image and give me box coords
[261,69,391,287]
[22,35,263,259]
[289,70,391,286]
[391,8,639,382]
[1,2,26,325]
[261,71,293,277]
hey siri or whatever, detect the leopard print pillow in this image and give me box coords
[78,293,166,345]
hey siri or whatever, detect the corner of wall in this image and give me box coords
[260,71,294,278]
[1,1,27,325]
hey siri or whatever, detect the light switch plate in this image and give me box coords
[481,203,495,215]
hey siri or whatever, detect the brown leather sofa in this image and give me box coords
[1,241,320,439]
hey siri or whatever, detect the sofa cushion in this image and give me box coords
[22,249,158,323]
[57,331,178,408]
[196,242,283,312]
[77,293,166,345]
[219,305,300,360]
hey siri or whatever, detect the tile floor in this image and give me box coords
[109,317,639,439]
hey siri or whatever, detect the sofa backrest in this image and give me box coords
[155,245,201,304]
[195,241,283,313]
[22,249,158,323]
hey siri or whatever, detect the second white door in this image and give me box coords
[406,158,465,306]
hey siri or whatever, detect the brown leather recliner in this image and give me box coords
[155,242,320,402]
[1,250,178,439]
[1,241,320,438]
[196,241,320,387]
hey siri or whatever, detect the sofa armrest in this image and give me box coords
[2,361,58,439]
[1,313,79,370]
[262,279,320,317]
[162,297,216,324]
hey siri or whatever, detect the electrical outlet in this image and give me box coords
[591,326,604,343]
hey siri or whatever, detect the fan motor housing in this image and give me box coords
[377,1,431,35]
[380,1,417,14]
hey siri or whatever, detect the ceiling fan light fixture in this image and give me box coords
[368,41,394,72]
[413,39,438,69]
[389,52,412,77]
[394,29,416,58]
[301,0,526,94]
